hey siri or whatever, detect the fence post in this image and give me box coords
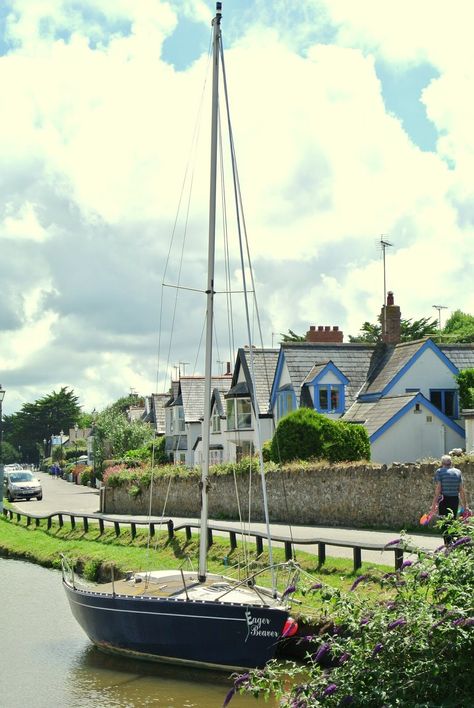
[353,547,362,571]
[167,519,174,540]
[284,541,293,561]
[70,515,75,530]
[256,536,263,555]
[98,518,104,535]
[83,516,89,533]
[185,525,192,541]
[229,530,237,550]
[131,522,136,539]
[114,521,120,537]
[394,547,403,570]
[207,528,213,547]
[318,542,326,566]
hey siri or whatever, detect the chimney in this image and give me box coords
[226,361,231,376]
[305,325,343,343]
[381,291,401,344]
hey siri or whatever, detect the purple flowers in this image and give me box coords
[360,616,371,626]
[387,618,407,630]
[338,652,350,665]
[312,642,330,664]
[446,536,472,553]
[384,538,402,548]
[322,683,337,697]
[233,673,249,688]
[452,617,474,627]
[282,584,296,598]
[400,560,413,571]
[350,574,368,591]
[309,582,323,591]
[418,571,430,581]
[371,642,383,658]
[222,687,235,707]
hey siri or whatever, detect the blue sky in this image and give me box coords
[0,0,472,415]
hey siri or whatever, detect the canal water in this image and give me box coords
[0,558,276,708]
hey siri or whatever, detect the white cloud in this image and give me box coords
[0,0,473,414]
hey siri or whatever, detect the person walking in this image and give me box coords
[430,454,470,543]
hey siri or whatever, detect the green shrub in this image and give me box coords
[80,470,91,486]
[270,408,329,462]
[238,518,474,706]
[262,440,272,462]
[323,421,371,462]
[456,368,474,410]
[270,408,370,463]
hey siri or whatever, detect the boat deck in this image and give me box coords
[79,570,283,607]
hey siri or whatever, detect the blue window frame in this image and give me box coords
[429,389,458,419]
[276,389,295,420]
[314,384,344,414]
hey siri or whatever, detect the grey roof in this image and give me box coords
[179,375,232,422]
[343,393,418,437]
[440,343,474,371]
[361,339,426,395]
[301,362,331,386]
[164,381,180,408]
[281,342,377,409]
[233,348,280,415]
[151,393,169,434]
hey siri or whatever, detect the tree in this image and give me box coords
[2,387,81,463]
[0,441,21,465]
[455,369,474,410]
[442,309,474,343]
[349,315,438,343]
[92,397,154,472]
[280,329,306,342]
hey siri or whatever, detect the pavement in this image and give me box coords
[11,469,444,567]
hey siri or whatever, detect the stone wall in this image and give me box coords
[103,461,474,529]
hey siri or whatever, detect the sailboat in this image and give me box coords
[62,2,295,671]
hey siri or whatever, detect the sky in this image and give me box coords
[1,0,473,416]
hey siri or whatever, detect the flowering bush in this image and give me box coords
[233,516,474,707]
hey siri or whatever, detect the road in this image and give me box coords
[12,469,444,567]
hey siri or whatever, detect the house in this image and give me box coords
[165,374,233,465]
[271,330,376,423]
[192,347,280,464]
[271,294,474,463]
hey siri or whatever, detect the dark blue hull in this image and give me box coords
[63,582,288,670]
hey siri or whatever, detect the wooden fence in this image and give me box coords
[2,507,409,571]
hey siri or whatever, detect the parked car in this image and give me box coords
[4,470,43,502]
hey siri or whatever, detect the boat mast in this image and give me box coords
[198,1,222,583]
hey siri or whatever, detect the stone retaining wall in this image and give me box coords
[103,461,474,528]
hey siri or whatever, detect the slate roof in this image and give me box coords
[281,343,377,410]
[342,393,418,437]
[231,348,280,415]
[360,339,426,395]
[151,393,169,434]
[179,375,232,422]
[301,362,330,385]
[440,343,474,371]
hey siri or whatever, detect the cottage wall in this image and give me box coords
[103,460,474,528]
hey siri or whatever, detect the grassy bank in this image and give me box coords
[0,515,393,619]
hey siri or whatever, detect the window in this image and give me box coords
[276,389,295,420]
[173,406,185,433]
[315,384,344,413]
[236,441,254,461]
[430,389,457,418]
[226,398,252,430]
[211,408,221,433]
[209,449,223,465]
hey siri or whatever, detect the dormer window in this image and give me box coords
[226,398,252,430]
[211,408,221,433]
[302,361,348,416]
[316,384,344,414]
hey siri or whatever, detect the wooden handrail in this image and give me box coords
[2,506,411,571]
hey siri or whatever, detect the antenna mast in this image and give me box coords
[380,235,393,336]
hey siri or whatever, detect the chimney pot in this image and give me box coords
[310,325,315,331]
[318,326,324,332]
